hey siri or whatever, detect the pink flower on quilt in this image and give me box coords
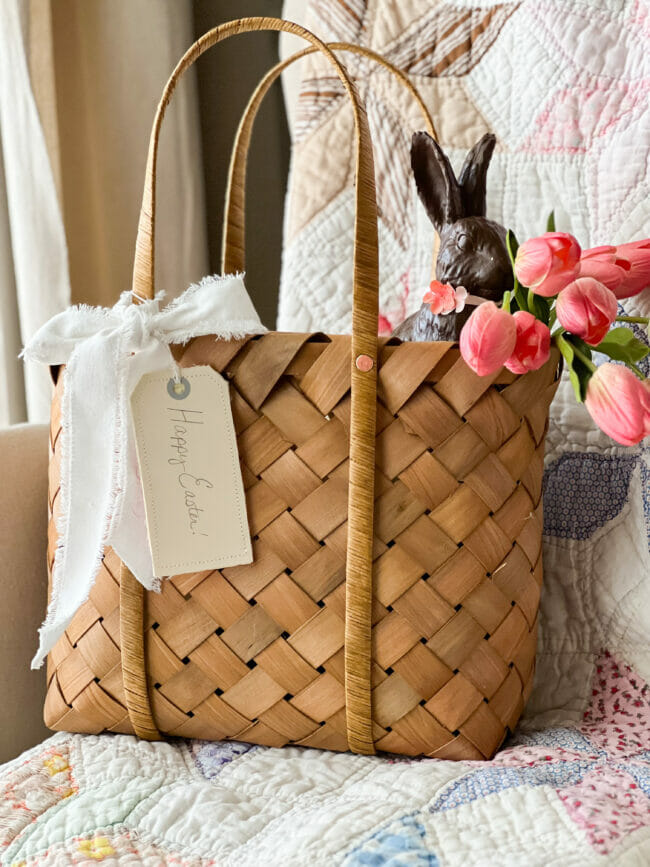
[559,765,650,853]
[378,270,411,336]
[560,652,650,854]
[430,651,650,858]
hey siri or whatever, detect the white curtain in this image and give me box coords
[0,0,208,424]
[0,0,69,423]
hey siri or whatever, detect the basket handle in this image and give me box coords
[221,41,438,275]
[128,17,379,755]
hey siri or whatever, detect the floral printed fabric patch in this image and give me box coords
[343,816,440,866]
[0,743,77,860]
[10,830,215,866]
[428,651,650,857]
[189,740,256,781]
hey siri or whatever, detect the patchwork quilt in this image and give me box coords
[1,652,650,865]
[2,1,650,864]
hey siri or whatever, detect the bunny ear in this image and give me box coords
[411,131,462,230]
[458,133,496,218]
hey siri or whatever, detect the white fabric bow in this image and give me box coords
[23,274,266,668]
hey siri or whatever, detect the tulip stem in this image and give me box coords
[501,291,512,313]
[615,315,649,324]
[527,289,535,312]
[629,363,646,381]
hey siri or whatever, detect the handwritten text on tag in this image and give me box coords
[131,365,252,577]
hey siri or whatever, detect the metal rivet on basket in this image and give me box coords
[355,354,373,372]
[167,376,191,400]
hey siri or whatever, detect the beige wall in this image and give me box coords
[0,425,50,761]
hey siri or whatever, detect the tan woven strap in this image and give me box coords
[221,41,438,275]
[119,563,160,739]
[129,18,379,754]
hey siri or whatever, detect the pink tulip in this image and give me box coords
[555,277,618,345]
[459,301,517,376]
[504,311,551,374]
[514,232,581,296]
[615,240,650,297]
[578,246,630,294]
[579,240,650,299]
[584,363,650,445]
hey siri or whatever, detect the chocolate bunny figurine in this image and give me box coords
[393,131,513,341]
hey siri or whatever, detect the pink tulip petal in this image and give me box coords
[516,233,581,296]
[612,244,650,298]
[585,364,650,445]
[578,256,629,293]
[556,277,618,345]
[504,310,551,374]
[582,245,617,259]
[534,270,579,297]
[515,242,553,288]
[460,302,517,376]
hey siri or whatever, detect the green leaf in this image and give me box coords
[506,229,527,312]
[525,288,550,324]
[572,357,593,402]
[531,294,551,325]
[514,285,528,313]
[555,335,580,401]
[595,327,650,364]
[567,334,593,359]
[506,229,519,266]
[555,333,592,402]
[546,210,556,233]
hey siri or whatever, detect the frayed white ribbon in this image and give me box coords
[23,274,266,668]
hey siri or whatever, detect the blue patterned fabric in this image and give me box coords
[543,454,639,540]
[343,816,440,866]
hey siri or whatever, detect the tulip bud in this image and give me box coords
[580,241,650,299]
[609,240,650,298]
[459,301,517,376]
[584,363,650,445]
[515,232,581,296]
[504,311,551,374]
[555,277,618,345]
[578,245,630,294]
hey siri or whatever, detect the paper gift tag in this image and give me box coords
[131,365,252,577]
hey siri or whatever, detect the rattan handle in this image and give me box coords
[221,42,438,275]
[129,17,379,755]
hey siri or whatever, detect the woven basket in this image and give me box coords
[43,18,561,760]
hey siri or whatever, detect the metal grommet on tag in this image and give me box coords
[355,355,374,372]
[167,376,191,400]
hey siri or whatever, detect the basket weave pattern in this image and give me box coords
[45,336,559,760]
